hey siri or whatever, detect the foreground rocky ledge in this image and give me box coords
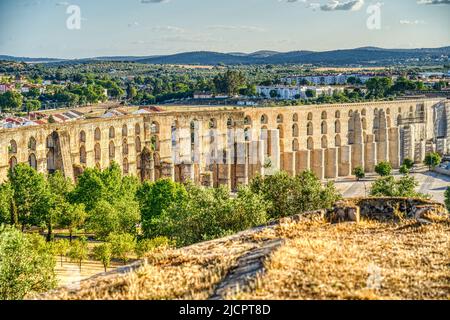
[34,198,450,300]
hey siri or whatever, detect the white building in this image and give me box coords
[256,85,343,100]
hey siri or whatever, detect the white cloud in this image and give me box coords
[320,0,365,11]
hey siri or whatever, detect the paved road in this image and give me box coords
[334,170,449,203]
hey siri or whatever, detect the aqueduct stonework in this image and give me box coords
[1,98,449,189]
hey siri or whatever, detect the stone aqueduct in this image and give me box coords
[1,98,449,189]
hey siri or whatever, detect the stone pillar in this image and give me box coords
[266,129,280,175]
[248,140,264,180]
[376,110,389,163]
[388,127,401,169]
[160,162,175,181]
[311,149,325,180]
[351,144,364,171]
[282,152,296,176]
[338,145,351,177]
[232,141,248,190]
[140,147,155,182]
[364,134,377,173]
[295,150,310,175]
[325,148,338,179]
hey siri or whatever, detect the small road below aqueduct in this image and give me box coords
[335,169,449,204]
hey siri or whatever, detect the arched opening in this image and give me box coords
[277,114,283,123]
[335,120,341,133]
[244,128,250,141]
[260,114,268,125]
[292,123,299,137]
[292,139,299,152]
[335,110,341,119]
[109,127,115,139]
[226,117,233,129]
[348,110,353,117]
[361,118,367,130]
[80,146,86,165]
[28,154,37,170]
[209,118,217,129]
[335,135,341,147]
[307,137,314,150]
[293,113,299,122]
[79,131,86,143]
[151,135,160,152]
[122,138,129,155]
[135,136,141,153]
[397,115,402,126]
[361,109,367,116]
[135,123,141,136]
[244,116,252,126]
[123,158,129,175]
[46,132,62,174]
[9,156,17,171]
[307,122,313,136]
[109,141,115,160]
[9,140,17,154]
[151,121,160,134]
[94,128,101,141]
[122,124,128,137]
[321,136,328,149]
[28,137,36,151]
[321,121,328,135]
[94,143,101,162]
[307,112,313,121]
[321,111,327,120]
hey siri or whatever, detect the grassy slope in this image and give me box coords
[36,217,450,300]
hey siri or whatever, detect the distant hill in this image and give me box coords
[2,46,449,66]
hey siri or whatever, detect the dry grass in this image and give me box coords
[38,218,450,300]
[231,219,450,300]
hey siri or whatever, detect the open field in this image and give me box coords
[38,214,450,300]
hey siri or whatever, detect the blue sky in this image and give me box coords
[0,0,449,58]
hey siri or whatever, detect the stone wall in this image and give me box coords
[0,98,447,188]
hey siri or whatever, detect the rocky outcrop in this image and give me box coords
[327,197,448,223]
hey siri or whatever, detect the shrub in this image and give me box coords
[375,161,392,177]
[135,237,174,258]
[353,166,365,181]
[399,165,410,175]
[370,175,429,199]
[402,158,414,170]
[0,225,56,300]
[107,233,136,264]
[424,152,442,170]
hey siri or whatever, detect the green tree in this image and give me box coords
[375,161,392,177]
[25,99,41,114]
[93,243,112,272]
[135,237,174,259]
[0,225,56,300]
[305,89,316,98]
[68,237,89,271]
[53,239,70,267]
[137,179,187,239]
[213,70,246,96]
[0,182,14,225]
[58,203,87,242]
[108,233,136,264]
[424,152,441,170]
[370,175,428,199]
[399,165,410,175]
[249,171,341,220]
[0,91,23,112]
[353,166,365,181]
[402,158,415,170]
[8,164,51,232]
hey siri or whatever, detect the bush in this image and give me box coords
[93,243,112,272]
[353,166,365,181]
[375,161,392,177]
[424,152,441,170]
[250,171,341,219]
[402,158,414,170]
[135,237,174,258]
[68,237,89,270]
[154,183,269,247]
[0,225,56,300]
[370,175,429,199]
[107,233,136,264]
[399,165,410,175]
